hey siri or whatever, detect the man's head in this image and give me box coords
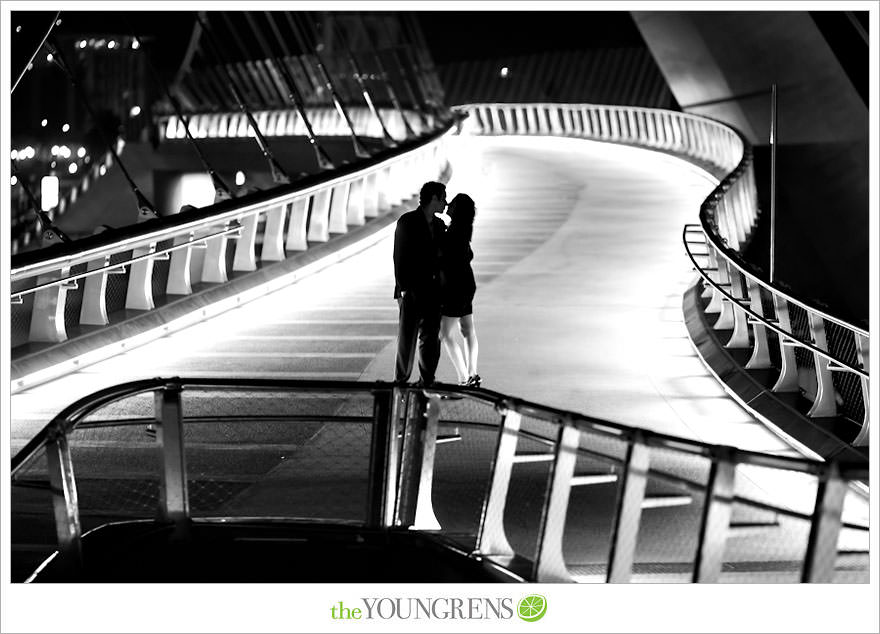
[419,181,447,215]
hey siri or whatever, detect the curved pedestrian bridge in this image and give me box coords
[10,131,868,583]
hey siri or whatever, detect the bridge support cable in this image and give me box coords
[10,161,72,246]
[354,14,417,140]
[289,13,371,159]
[194,12,291,185]
[245,12,336,171]
[11,10,62,94]
[376,15,432,129]
[45,36,160,222]
[125,23,233,203]
[320,13,398,148]
[399,12,451,122]
[216,12,278,110]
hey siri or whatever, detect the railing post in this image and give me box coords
[376,167,390,212]
[474,409,521,559]
[412,395,442,530]
[744,279,772,369]
[363,172,380,218]
[394,389,439,527]
[166,234,195,296]
[366,387,395,528]
[80,255,111,324]
[346,177,366,226]
[526,106,538,135]
[46,432,83,570]
[307,188,332,242]
[328,181,351,234]
[261,203,288,262]
[232,213,259,272]
[534,423,579,582]
[693,449,736,582]
[200,222,231,283]
[29,271,70,342]
[801,463,846,582]
[156,383,189,528]
[806,313,838,417]
[771,297,800,392]
[725,271,751,349]
[606,433,649,583]
[125,243,157,310]
[285,199,309,252]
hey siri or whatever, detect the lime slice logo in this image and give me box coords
[517,595,547,622]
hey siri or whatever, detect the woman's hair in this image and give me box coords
[447,193,475,242]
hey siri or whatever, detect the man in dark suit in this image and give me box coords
[393,181,448,385]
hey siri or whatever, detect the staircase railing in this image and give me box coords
[454,103,869,448]
[11,378,868,583]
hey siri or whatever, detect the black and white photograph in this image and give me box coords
[2,2,878,633]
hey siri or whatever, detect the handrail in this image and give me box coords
[11,377,868,584]
[683,226,868,379]
[14,377,859,480]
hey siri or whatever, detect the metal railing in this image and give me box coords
[454,103,869,447]
[11,378,868,583]
[10,116,456,390]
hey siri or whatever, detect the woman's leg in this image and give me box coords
[440,315,469,383]
[459,314,479,377]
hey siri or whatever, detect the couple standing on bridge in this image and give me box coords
[393,181,481,388]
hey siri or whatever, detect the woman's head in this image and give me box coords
[447,193,476,234]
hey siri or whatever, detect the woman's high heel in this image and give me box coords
[466,374,482,388]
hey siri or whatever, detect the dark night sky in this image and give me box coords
[11,10,644,79]
[416,11,644,63]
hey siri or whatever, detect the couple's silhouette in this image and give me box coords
[393,181,481,388]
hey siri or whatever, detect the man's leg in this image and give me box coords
[395,297,419,382]
[417,307,442,385]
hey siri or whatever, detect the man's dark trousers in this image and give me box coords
[395,292,441,384]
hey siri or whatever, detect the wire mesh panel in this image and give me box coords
[564,428,629,583]
[721,463,818,583]
[10,291,35,349]
[824,321,866,427]
[150,238,175,304]
[787,303,813,370]
[429,397,500,549]
[630,446,711,583]
[105,250,134,315]
[10,447,56,581]
[181,387,375,523]
[62,263,88,333]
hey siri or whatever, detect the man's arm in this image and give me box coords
[393,218,413,295]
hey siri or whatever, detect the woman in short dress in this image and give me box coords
[438,193,481,387]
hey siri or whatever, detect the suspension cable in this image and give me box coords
[244,12,335,170]
[124,19,233,202]
[11,11,62,94]
[218,12,280,109]
[195,11,291,184]
[11,161,72,245]
[395,14,443,121]
[44,36,159,220]
[355,13,417,139]
[321,12,397,147]
[288,12,370,159]
[375,15,431,128]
